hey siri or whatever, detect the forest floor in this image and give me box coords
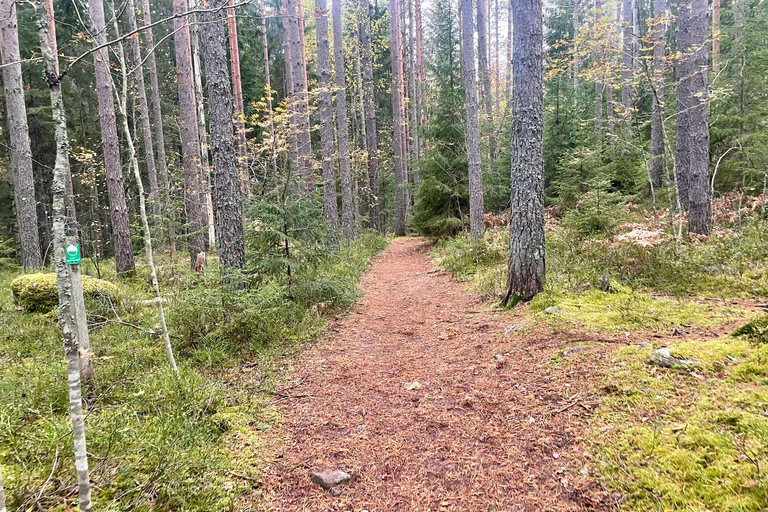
[243,238,617,511]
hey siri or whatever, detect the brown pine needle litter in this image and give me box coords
[244,238,614,511]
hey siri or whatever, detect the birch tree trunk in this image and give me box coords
[649,0,665,189]
[360,0,380,231]
[88,0,135,276]
[621,0,632,131]
[712,0,720,73]
[333,0,356,240]
[226,0,250,197]
[0,463,5,512]
[0,0,42,270]
[390,0,409,235]
[476,0,496,164]
[173,0,208,265]
[461,0,485,244]
[315,0,339,233]
[202,0,247,277]
[112,22,179,375]
[188,0,216,249]
[35,2,92,508]
[124,0,158,199]
[504,0,545,303]
[675,0,710,234]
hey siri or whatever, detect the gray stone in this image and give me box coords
[311,470,351,489]
[638,342,651,349]
[647,348,694,368]
[544,307,563,315]
[494,354,505,362]
[330,487,342,497]
[504,322,527,334]
[562,347,585,357]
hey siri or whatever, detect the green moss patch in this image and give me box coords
[10,272,121,312]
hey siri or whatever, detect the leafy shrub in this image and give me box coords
[10,272,121,312]
[732,315,768,344]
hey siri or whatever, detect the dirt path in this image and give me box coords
[256,238,611,511]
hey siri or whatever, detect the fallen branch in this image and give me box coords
[552,399,581,416]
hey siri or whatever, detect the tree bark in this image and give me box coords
[504,0,544,303]
[124,0,158,199]
[506,0,512,102]
[315,0,339,233]
[360,0,380,231]
[675,0,710,234]
[202,0,247,276]
[0,463,5,512]
[712,0,720,73]
[649,0,665,189]
[226,0,250,197]
[390,0,409,235]
[140,0,175,255]
[594,0,603,134]
[34,2,93,508]
[281,0,299,173]
[0,0,42,270]
[188,0,216,249]
[476,0,496,164]
[172,0,208,265]
[333,0,356,240]
[286,0,313,190]
[621,0,632,130]
[88,0,135,275]
[414,0,425,158]
[460,0,485,244]
[259,0,277,180]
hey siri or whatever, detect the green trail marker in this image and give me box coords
[66,244,81,265]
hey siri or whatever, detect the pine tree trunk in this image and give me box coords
[0,0,42,270]
[35,2,93,508]
[140,0,175,255]
[407,0,419,172]
[712,0,720,73]
[594,0,603,134]
[390,0,409,235]
[333,0,356,240]
[621,0,632,130]
[414,0,425,158]
[461,0,485,244]
[172,0,208,265]
[88,0,135,275]
[360,0,380,230]
[506,0,512,102]
[649,0,665,189]
[202,0,247,277]
[226,0,250,197]
[281,0,300,173]
[675,0,710,234]
[494,0,499,118]
[124,0,157,199]
[504,0,545,303]
[286,0,313,190]
[315,0,339,233]
[476,0,496,163]
[260,0,277,180]
[188,1,216,249]
[571,0,578,108]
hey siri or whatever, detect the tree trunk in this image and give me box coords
[675,0,710,234]
[360,0,380,231]
[460,0,485,244]
[621,0,632,131]
[506,0,512,102]
[504,0,544,303]
[202,0,247,277]
[712,0,720,73]
[414,0,425,158]
[124,0,158,200]
[286,0,313,190]
[113,22,179,375]
[34,2,93,508]
[172,0,208,265]
[88,0,135,275]
[140,0,174,255]
[390,0,409,235]
[226,0,250,197]
[260,0,277,180]
[0,0,42,270]
[476,0,496,164]
[0,463,5,512]
[315,0,339,233]
[594,0,603,134]
[494,0,499,119]
[188,0,216,249]
[333,0,356,240]
[649,0,665,189]
[281,0,300,173]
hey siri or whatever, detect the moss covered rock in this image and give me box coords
[11,273,120,312]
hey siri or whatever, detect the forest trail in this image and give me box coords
[255,238,611,511]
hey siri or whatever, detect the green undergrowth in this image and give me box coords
[593,336,768,511]
[0,232,387,511]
